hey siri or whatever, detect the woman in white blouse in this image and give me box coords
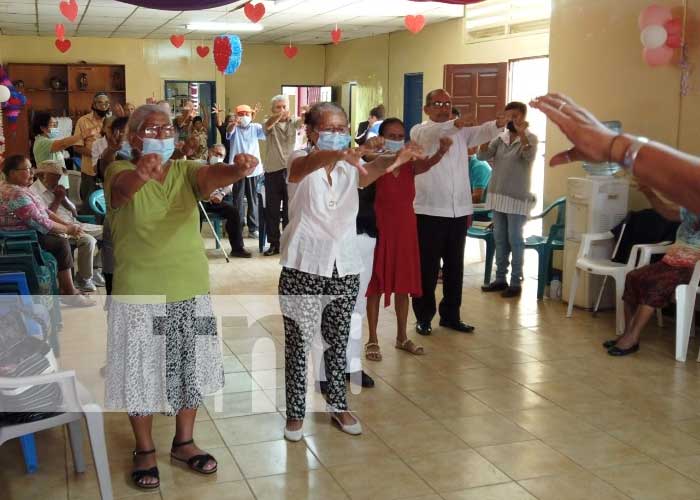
[279,102,421,441]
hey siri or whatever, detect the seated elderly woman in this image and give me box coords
[604,184,700,356]
[0,154,95,307]
[104,104,258,490]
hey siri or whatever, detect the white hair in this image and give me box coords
[127,104,170,136]
[270,95,289,107]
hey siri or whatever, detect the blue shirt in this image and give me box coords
[468,155,492,193]
[226,123,266,177]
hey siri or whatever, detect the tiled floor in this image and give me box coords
[4,236,700,500]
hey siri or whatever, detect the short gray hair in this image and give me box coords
[270,95,288,107]
[127,104,170,136]
[209,144,226,153]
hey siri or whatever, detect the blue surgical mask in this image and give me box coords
[317,131,350,151]
[384,139,405,153]
[48,128,60,139]
[239,116,252,127]
[141,137,175,163]
[118,141,132,159]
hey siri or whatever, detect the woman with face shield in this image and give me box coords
[103,104,259,490]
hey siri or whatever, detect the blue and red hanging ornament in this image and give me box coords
[213,35,243,75]
[0,65,27,132]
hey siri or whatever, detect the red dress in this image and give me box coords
[366,164,423,307]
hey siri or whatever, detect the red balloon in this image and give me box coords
[664,17,683,35]
[643,46,674,66]
[213,36,232,73]
[666,33,682,49]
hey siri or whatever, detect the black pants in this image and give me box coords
[79,173,98,214]
[200,195,244,252]
[412,214,468,324]
[233,175,262,233]
[264,170,289,248]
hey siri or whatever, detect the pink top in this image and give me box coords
[0,181,55,234]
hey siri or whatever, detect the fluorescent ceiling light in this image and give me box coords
[186,22,264,32]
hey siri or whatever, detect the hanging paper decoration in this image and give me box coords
[196,45,210,58]
[331,26,342,45]
[404,15,425,34]
[638,4,681,67]
[59,0,79,22]
[55,39,72,53]
[284,44,298,59]
[0,66,27,132]
[55,24,65,41]
[244,2,266,23]
[170,34,185,48]
[213,35,243,75]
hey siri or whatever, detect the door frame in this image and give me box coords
[164,79,217,144]
[403,72,424,135]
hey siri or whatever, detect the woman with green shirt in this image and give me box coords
[103,104,258,490]
[32,111,94,188]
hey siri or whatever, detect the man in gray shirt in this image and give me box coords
[478,101,539,298]
[263,95,303,256]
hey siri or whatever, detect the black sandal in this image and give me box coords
[131,449,160,490]
[170,438,218,475]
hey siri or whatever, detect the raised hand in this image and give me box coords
[233,153,259,177]
[514,120,529,134]
[339,148,368,175]
[361,136,385,155]
[387,142,426,173]
[112,103,127,118]
[253,102,262,115]
[134,153,164,182]
[212,104,223,115]
[530,93,617,167]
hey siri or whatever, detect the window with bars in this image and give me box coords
[464,0,551,42]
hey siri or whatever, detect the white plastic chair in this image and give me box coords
[0,370,113,499]
[637,244,700,362]
[567,232,669,335]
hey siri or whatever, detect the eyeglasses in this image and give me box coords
[429,101,452,109]
[13,167,33,172]
[141,125,176,138]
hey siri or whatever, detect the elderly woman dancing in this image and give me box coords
[103,104,258,490]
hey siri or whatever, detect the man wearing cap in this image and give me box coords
[30,160,104,292]
[73,92,110,208]
[226,103,266,242]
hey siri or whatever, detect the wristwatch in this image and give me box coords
[621,136,649,174]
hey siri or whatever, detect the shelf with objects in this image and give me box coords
[5,63,126,158]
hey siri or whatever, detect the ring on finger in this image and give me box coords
[558,102,567,112]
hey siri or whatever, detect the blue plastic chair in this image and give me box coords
[0,274,44,474]
[467,221,496,286]
[88,189,106,217]
[525,197,566,300]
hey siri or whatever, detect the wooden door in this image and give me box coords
[444,63,507,124]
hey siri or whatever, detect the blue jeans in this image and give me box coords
[493,211,527,285]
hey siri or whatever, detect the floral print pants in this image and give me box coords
[279,266,359,420]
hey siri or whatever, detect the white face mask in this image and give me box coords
[209,156,224,165]
[239,115,252,127]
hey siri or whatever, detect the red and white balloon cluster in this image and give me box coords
[639,4,683,67]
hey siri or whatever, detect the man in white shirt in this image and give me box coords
[30,160,104,292]
[410,89,506,335]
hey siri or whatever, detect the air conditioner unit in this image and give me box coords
[465,0,551,42]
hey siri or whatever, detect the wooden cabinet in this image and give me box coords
[3,63,126,157]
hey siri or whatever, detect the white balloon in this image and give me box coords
[0,85,10,103]
[640,25,668,50]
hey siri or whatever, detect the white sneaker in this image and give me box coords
[284,426,304,442]
[76,277,97,293]
[92,270,106,287]
[248,230,259,239]
[331,413,362,435]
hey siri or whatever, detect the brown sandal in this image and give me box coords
[395,339,425,355]
[365,342,382,361]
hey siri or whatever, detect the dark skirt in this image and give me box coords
[622,261,694,308]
